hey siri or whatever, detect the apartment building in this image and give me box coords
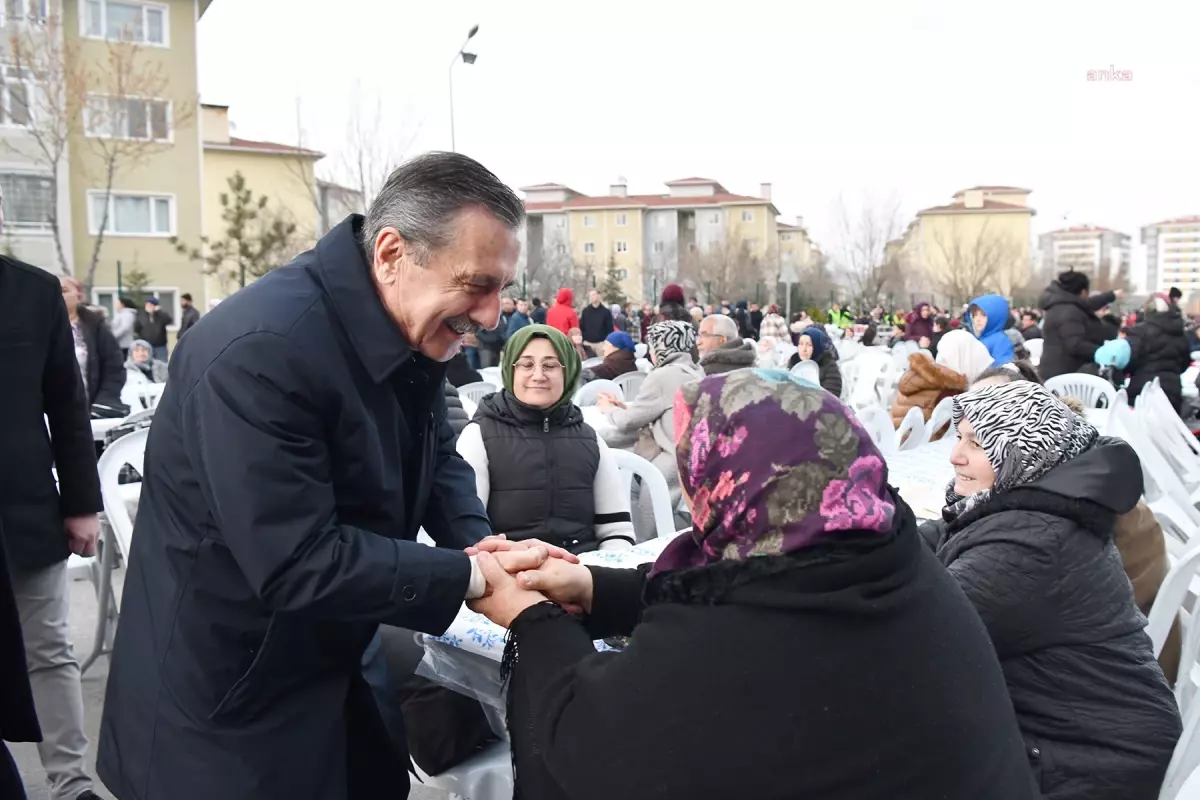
[777,216,816,279]
[1037,225,1131,289]
[519,177,783,304]
[898,186,1036,302]
[1142,215,1200,298]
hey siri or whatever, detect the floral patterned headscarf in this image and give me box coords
[650,369,896,576]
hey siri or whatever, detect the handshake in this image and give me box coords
[464,536,595,629]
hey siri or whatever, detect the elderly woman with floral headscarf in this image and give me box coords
[596,320,703,532]
[921,381,1181,800]
[466,370,1039,800]
[456,324,635,554]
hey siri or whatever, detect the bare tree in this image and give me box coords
[676,232,771,303]
[927,217,1025,303]
[338,83,421,211]
[831,194,904,308]
[5,12,86,274]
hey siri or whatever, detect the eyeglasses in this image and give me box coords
[515,360,562,376]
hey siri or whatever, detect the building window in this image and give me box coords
[85,95,171,141]
[615,213,627,227]
[556,244,566,255]
[615,268,628,280]
[0,63,37,127]
[88,191,175,236]
[583,242,595,254]
[582,214,595,228]
[741,210,754,222]
[652,241,664,253]
[92,286,178,327]
[1,0,48,25]
[0,172,52,230]
[615,241,629,253]
[781,233,794,241]
[84,1,168,46]
[709,212,720,225]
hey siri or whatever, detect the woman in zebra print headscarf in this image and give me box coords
[921,380,1181,800]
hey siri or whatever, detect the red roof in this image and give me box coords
[663,177,721,185]
[525,191,770,212]
[206,136,324,158]
[520,182,575,191]
[1149,215,1200,227]
[776,221,806,231]
[958,185,1032,193]
[917,198,1032,215]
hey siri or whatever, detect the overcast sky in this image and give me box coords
[198,0,1200,261]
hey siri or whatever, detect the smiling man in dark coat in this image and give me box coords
[97,153,558,800]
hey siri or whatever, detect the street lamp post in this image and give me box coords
[449,24,479,152]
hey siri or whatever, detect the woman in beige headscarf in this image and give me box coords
[891,330,993,434]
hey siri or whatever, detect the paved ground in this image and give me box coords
[14,567,445,799]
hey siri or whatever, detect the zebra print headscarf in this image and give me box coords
[645,320,696,365]
[944,381,1099,520]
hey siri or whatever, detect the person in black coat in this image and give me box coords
[1125,293,1192,412]
[59,276,127,414]
[1039,270,1120,379]
[0,514,36,800]
[0,258,103,800]
[97,154,575,800]
[923,381,1181,799]
[444,351,483,388]
[788,325,843,396]
[578,289,614,351]
[467,371,1040,800]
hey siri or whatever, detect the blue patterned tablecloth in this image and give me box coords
[426,533,680,662]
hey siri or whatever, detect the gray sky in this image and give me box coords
[198,0,1200,259]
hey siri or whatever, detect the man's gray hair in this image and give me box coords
[702,314,739,341]
[361,151,525,263]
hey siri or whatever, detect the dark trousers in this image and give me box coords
[464,346,480,371]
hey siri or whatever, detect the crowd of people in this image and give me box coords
[0,149,1196,800]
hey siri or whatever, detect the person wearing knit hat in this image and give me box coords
[580,330,638,383]
[1056,269,1089,297]
[657,283,691,323]
[1122,291,1192,411]
[454,323,635,555]
[1038,270,1120,379]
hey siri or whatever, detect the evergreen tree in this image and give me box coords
[599,257,626,305]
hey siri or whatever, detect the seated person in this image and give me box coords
[580,331,638,383]
[890,329,992,434]
[787,326,842,396]
[966,293,1015,366]
[456,324,635,554]
[124,338,169,384]
[468,370,1040,800]
[444,350,482,388]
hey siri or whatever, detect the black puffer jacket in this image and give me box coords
[1126,306,1191,412]
[922,439,1181,800]
[1039,284,1116,379]
[443,382,470,437]
[77,306,127,410]
[473,391,601,553]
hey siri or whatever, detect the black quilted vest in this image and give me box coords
[474,391,600,553]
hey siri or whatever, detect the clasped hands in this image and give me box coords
[465,535,595,629]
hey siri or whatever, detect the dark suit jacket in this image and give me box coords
[0,257,102,573]
[97,216,492,800]
[76,306,126,409]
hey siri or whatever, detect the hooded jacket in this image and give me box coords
[922,440,1181,800]
[699,337,757,376]
[545,288,580,335]
[967,294,1015,366]
[1038,283,1114,379]
[1125,305,1191,410]
[889,353,966,428]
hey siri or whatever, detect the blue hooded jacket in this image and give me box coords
[967,294,1015,366]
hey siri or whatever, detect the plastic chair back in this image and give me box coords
[131,382,166,410]
[634,342,647,360]
[459,381,498,406]
[1025,338,1044,365]
[613,370,647,400]
[790,360,820,386]
[573,380,623,408]
[927,395,957,443]
[895,405,929,451]
[611,449,677,541]
[97,427,147,559]
[855,405,896,455]
[1045,372,1117,409]
[477,366,502,388]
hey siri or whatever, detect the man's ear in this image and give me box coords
[372,227,407,286]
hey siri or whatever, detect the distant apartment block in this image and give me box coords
[1142,215,1200,296]
[1037,225,1130,289]
[518,177,807,303]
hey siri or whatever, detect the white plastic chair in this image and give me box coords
[1151,548,1200,798]
[573,380,623,407]
[81,427,148,675]
[635,358,652,374]
[1045,373,1117,409]
[413,741,514,800]
[927,395,957,444]
[613,370,647,401]
[1025,338,1044,366]
[581,356,604,370]
[459,381,498,406]
[611,449,677,541]
[855,405,896,455]
[1138,380,1200,490]
[130,381,166,410]
[1172,761,1200,800]
[634,342,647,360]
[478,366,502,388]
[895,405,929,451]
[845,350,892,411]
[790,360,820,386]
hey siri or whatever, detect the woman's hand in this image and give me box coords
[596,393,626,412]
[466,533,580,563]
[516,558,595,615]
[467,552,548,629]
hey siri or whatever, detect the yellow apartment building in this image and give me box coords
[777,217,816,278]
[899,186,1036,302]
[65,0,213,333]
[520,177,784,304]
[199,103,323,298]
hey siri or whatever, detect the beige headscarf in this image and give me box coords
[935,329,995,383]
